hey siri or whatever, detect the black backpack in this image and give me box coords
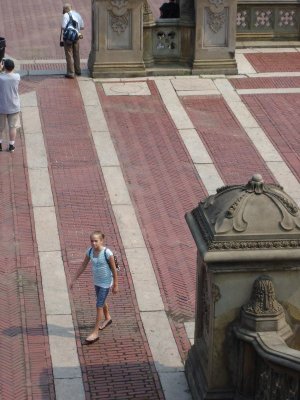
[63,12,79,44]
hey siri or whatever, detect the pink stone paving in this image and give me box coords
[97,81,207,358]
[35,77,163,400]
[0,0,91,60]
[180,95,275,184]
[245,52,300,73]
[0,114,54,399]
[242,93,300,179]
[230,76,300,89]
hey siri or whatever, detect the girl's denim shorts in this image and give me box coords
[95,285,110,307]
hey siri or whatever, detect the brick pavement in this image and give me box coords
[230,76,300,89]
[0,121,54,399]
[242,93,300,179]
[245,52,300,72]
[35,77,163,400]
[0,0,90,60]
[180,95,275,184]
[97,81,207,358]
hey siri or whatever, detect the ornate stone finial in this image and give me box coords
[199,174,300,237]
[243,276,283,317]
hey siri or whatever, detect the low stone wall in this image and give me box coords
[237,1,300,41]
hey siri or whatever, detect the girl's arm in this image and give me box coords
[69,255,90,289]
[108,256,119,294]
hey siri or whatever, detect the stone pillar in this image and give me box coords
[179,0,195,65]
[143,0,155,68]
[89,0,146,78]
[192,0,237,74]
[185,174,300,399]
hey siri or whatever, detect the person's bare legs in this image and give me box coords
[100,303,112,329]
[9,127,17,142]
[86,306,103,341]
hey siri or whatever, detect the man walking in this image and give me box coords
[61,3,84,78]
[160,0,180,18]
[0,59,20,152]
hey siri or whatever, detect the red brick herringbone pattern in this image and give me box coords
[36,77,163,400]
[0,128,54,398]
[242,93,300,179]
[98,81,206,358]
[181,95,275,184]
[230,76,300,89]
[0,0,90,60]
[245,52,300,72]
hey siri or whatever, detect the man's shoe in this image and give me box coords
[8,144,15,152]
[0,143,2,152]
[65,74,75,79]
[75,72,81,76]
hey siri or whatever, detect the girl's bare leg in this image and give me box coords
[87,307,103,340]
[103,303,111,321]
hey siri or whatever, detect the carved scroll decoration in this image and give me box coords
[109,0,129,34]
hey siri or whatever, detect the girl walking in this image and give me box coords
[70,231,119,344]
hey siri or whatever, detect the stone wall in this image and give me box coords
[237,1,300,41]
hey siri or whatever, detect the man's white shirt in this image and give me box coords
[62,11,84,30]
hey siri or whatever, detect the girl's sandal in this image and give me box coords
[99,319,112,331]
[85,335,99,345]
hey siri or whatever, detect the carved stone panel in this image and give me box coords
[108,9,132,49]
[153,28,180,57]
[203,6,228,47]
[255,359,299,400]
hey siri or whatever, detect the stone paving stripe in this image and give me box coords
[176,90,220,96]
[39,252,71,315]
[21,91,85,400]
[47,315,82,378]
[236,53,257,75]
[155,80,194,130]
[112,205,147,248]
[252,72,300,78]
[267,162,300,204]
[79,79,190,400]
[244,127,283,162]
[156,79,224,191]
[33,207,61,252]
[141,311,184,372]
[217,81,300,205]
[178,129,213,164]
[29,169,54,207]
[102,82,151,96]
[159,372,192,400]
[125,248,165,312]
[237,88,300,95]
[55,379,86,400]
[171,78,216,91]
[195,164,224,195]
[102,166,132,205]
[24,133,48,168]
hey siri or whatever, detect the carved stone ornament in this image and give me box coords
[208,0,224,13]
[110,0,129,16]
[110,11,129,34]
[190,174,300,252]
[255,358,299,400]
[108,0,129,34]
[243,276,283,317]
[207,9,225,33]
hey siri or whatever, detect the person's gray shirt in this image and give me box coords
[0,72,21,114]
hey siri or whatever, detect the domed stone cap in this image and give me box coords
[187,174,300,259]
